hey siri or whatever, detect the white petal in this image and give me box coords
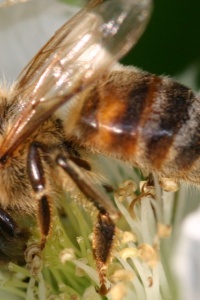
[173,206,200,300]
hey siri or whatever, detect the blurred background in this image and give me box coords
[122,0,200,87]
[69,0,200,89]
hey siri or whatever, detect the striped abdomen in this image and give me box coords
[67,66,200,184]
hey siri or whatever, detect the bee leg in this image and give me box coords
[93,211,115,295]
[27,142,52,250]
[0,207,29,264]
[56,154,116,295]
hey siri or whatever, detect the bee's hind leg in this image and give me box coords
[27,141,117,294]
[56,153,116,295]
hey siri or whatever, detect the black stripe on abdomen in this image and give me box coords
[144,81,195,169]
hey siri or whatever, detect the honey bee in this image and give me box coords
[0,0,198,295]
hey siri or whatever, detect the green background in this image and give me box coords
[66,0,200,88]
[123,0,200,86]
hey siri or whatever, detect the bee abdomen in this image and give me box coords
[73,67,199,178]
[140,77,197,171]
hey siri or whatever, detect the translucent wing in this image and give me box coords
[0,0,30,8]
[0,0,152,161]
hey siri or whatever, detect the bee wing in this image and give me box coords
[0,0,152,160]
[14,0,103,95]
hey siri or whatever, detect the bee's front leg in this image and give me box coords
[27,142,52,250]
